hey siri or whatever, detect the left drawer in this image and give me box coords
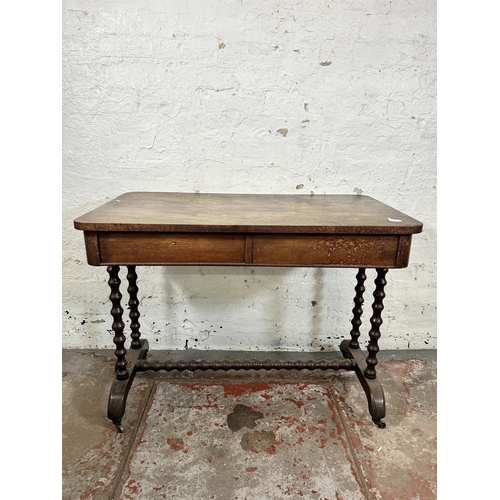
[88,232,246,265]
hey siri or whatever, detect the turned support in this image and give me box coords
[107,265,129,381]
[364,268,388,380]
[127,265,142,349]
[349,268,366,349]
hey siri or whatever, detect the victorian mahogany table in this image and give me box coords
[74,192,423,432]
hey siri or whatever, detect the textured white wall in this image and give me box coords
[62,0,436,351]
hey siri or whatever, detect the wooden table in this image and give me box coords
[74,192,423,432]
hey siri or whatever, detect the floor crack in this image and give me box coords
[328,380,372,500]
[108,380,157,500]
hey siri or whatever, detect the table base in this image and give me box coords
[105,266,389,433]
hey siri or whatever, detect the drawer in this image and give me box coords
[252,234,399,267]
[97,232,246,265]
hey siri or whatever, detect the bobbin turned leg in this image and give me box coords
[108,266,129,381]
[127,265,142,349]
[349,268,366,349]
[106,265,149,432]
[364,268,388,381]
[340,267,387,428]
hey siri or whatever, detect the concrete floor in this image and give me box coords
[62,349,436,500]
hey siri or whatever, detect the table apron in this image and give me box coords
[84,231,412,268]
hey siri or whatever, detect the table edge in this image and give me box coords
[73,221,423,235]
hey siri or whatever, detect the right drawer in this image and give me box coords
[251,234,400,268]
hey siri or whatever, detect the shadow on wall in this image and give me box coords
[155,266,346,351]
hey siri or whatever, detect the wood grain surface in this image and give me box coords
[74,192,423,235]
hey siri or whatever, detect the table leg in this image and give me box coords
[127,265,142,349]
[348,268,366,349]
[340,267,387,428]
[107,265,149,432]
[107,265,129,381]
[364,268,388,380]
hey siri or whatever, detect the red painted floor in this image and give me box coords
[63,350,436,499]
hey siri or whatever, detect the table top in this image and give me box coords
[74,192,423,235]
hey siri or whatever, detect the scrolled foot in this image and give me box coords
[107,339,150,432]
[374,420,386,429]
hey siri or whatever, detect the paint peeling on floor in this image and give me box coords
[331,358,437,499]
[227,404,264,432]
[62,350,437,499]
[114,382,366,499]
[62,351,153,500]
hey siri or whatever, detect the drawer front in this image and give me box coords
[252,234,399,267]
[98,232,246,265]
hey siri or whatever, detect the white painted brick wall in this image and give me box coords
[62,0,436,351]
